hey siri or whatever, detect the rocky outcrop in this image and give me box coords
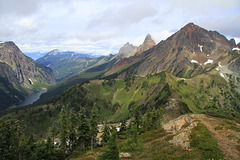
[113,42,138,60]
[229,38,236,47]
[228,59,240,75]
[237,42,240,48]
[136,34,156,54]
[163,115,198,149]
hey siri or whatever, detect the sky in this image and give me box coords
[0,0,240,59]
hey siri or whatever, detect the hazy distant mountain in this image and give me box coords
[36,49,114,81]
[0,41,55,109]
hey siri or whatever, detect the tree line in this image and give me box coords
[0,105,162,160]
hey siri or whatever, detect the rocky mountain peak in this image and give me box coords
[144,34,154,43]
[136,34,156,54]
[113,42,138,60]
[106,23,237,78]
[237,42,240,48]
[47,49,62,56]
[229,38,236,47]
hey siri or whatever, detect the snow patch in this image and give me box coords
[218,62,222,67]
[210,40,213,42]
[220,73,224,78]
[0,41,3,44]
[198,44,203,52]
[191,60,198,64]
[232,48,240,51]
[204,59,213,65]
[193,51,195,54]
[207,54,209,57]
[215,68,219,71]
[28,78,33,84]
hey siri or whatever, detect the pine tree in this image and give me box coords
[77,108,91,151]
[68,109,77,151]
[134,110,142,130]
[119,119,127,135]
[59,107,68,156]
[20,135,37,160]
[101,122,111,146]
[98,130,120,160]
[142,109,153,131]
[89,107,99,150]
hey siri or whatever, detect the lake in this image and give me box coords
[17,89,47,107]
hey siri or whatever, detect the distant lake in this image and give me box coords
[17,89,47,107]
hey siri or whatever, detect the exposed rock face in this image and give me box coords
[237,42,240,48]
[106,34,156,76]
[229,38,236,47]
[0,41,55,108]
[163,115,198,149]
[105,23,235,78]
[113,42,138,60]
[136,34,156,54]
[228,59,240,75]
[0,41,55,85]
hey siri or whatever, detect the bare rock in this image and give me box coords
[119,152,131,158]
[163,114,198,149]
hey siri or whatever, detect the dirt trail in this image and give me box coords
[192,114,240,160]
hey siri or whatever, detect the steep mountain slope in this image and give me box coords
[0,41,55,109]
[105,23,237,79]
[36,49,114,81]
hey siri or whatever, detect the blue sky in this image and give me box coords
[0,0,239,59]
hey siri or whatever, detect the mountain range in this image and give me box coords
[36,49,114,81]
[0,23,240,160]
[105,23,240,79]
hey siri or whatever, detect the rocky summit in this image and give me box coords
[136,34,156,54]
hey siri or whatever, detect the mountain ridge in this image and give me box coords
[0,41,55,109]
[105,23,238,79]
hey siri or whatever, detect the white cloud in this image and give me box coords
[0,0,239,57]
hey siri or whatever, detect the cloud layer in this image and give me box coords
[0,0,239,57]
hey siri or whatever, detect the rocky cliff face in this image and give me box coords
[105,23,236,78]
[0,41,55,85]
[0,41,55,108]
[113,42,138,60]
[136,34,156,54]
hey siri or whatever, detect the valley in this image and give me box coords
[1,23,240,160]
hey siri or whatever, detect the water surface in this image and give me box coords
[17,89,47,107]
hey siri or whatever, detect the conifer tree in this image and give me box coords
[68,109,77,151]
[89,107,99,150]
[101,122,111,146]
[119,119,127,135]
[59,107,68,156]
[134,110,142,130]
[78,108,91,150]
[20,135,37,160]
[98,130,120,160]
